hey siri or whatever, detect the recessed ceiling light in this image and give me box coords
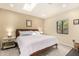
[23,3,37,11]
[10,4,14,7]
[62,4,67,8]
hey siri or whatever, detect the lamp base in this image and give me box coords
[8,36,12,38]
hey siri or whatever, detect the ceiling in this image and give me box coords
[0,3,79,19]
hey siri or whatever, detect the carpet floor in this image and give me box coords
[0,44,72,56]
[66,49,79,56]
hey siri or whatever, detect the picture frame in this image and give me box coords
[26,20,32,27]
[73,19,79,25]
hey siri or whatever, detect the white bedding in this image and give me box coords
[16,35,58,56]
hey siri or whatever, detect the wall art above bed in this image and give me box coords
[26,20,32,27]
[57,20,68,34]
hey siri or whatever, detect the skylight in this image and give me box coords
[23,3,37,11]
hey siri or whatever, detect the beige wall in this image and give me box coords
[0,9,44,39]
[44,8,79,47]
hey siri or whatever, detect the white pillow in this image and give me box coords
[32,31,41,35]
[19,31,33,36]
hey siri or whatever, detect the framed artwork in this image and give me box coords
[26,20,32,27]
[57,20,68,34]
[73,19,79,25]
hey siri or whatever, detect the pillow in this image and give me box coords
[32,31,41,35]
[19,31,33,36]
[21,34,31,36]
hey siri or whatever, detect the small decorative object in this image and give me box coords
[57,20,68,34]
[73,19,79,25]
[40,31,43,34]
[26,20,32,27]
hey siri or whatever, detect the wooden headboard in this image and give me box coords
[16,29,38,37]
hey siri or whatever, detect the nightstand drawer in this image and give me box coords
[2,41,16,50]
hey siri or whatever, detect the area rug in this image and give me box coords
[66,49,79,56]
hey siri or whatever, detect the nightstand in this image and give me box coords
[1,37,16,50]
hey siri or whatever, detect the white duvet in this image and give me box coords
[16,35,58,56]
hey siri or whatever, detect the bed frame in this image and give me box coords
[16,29,58,56]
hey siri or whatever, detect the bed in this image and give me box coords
[16,29,58,56]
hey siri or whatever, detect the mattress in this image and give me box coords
[16,35,58,56]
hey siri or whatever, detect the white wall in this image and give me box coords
[44,8,79,47]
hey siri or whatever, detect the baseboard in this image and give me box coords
[59,42,73,48]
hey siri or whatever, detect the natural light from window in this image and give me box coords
[23,3,37,11]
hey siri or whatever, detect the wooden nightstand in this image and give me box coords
[1,37,16,50]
